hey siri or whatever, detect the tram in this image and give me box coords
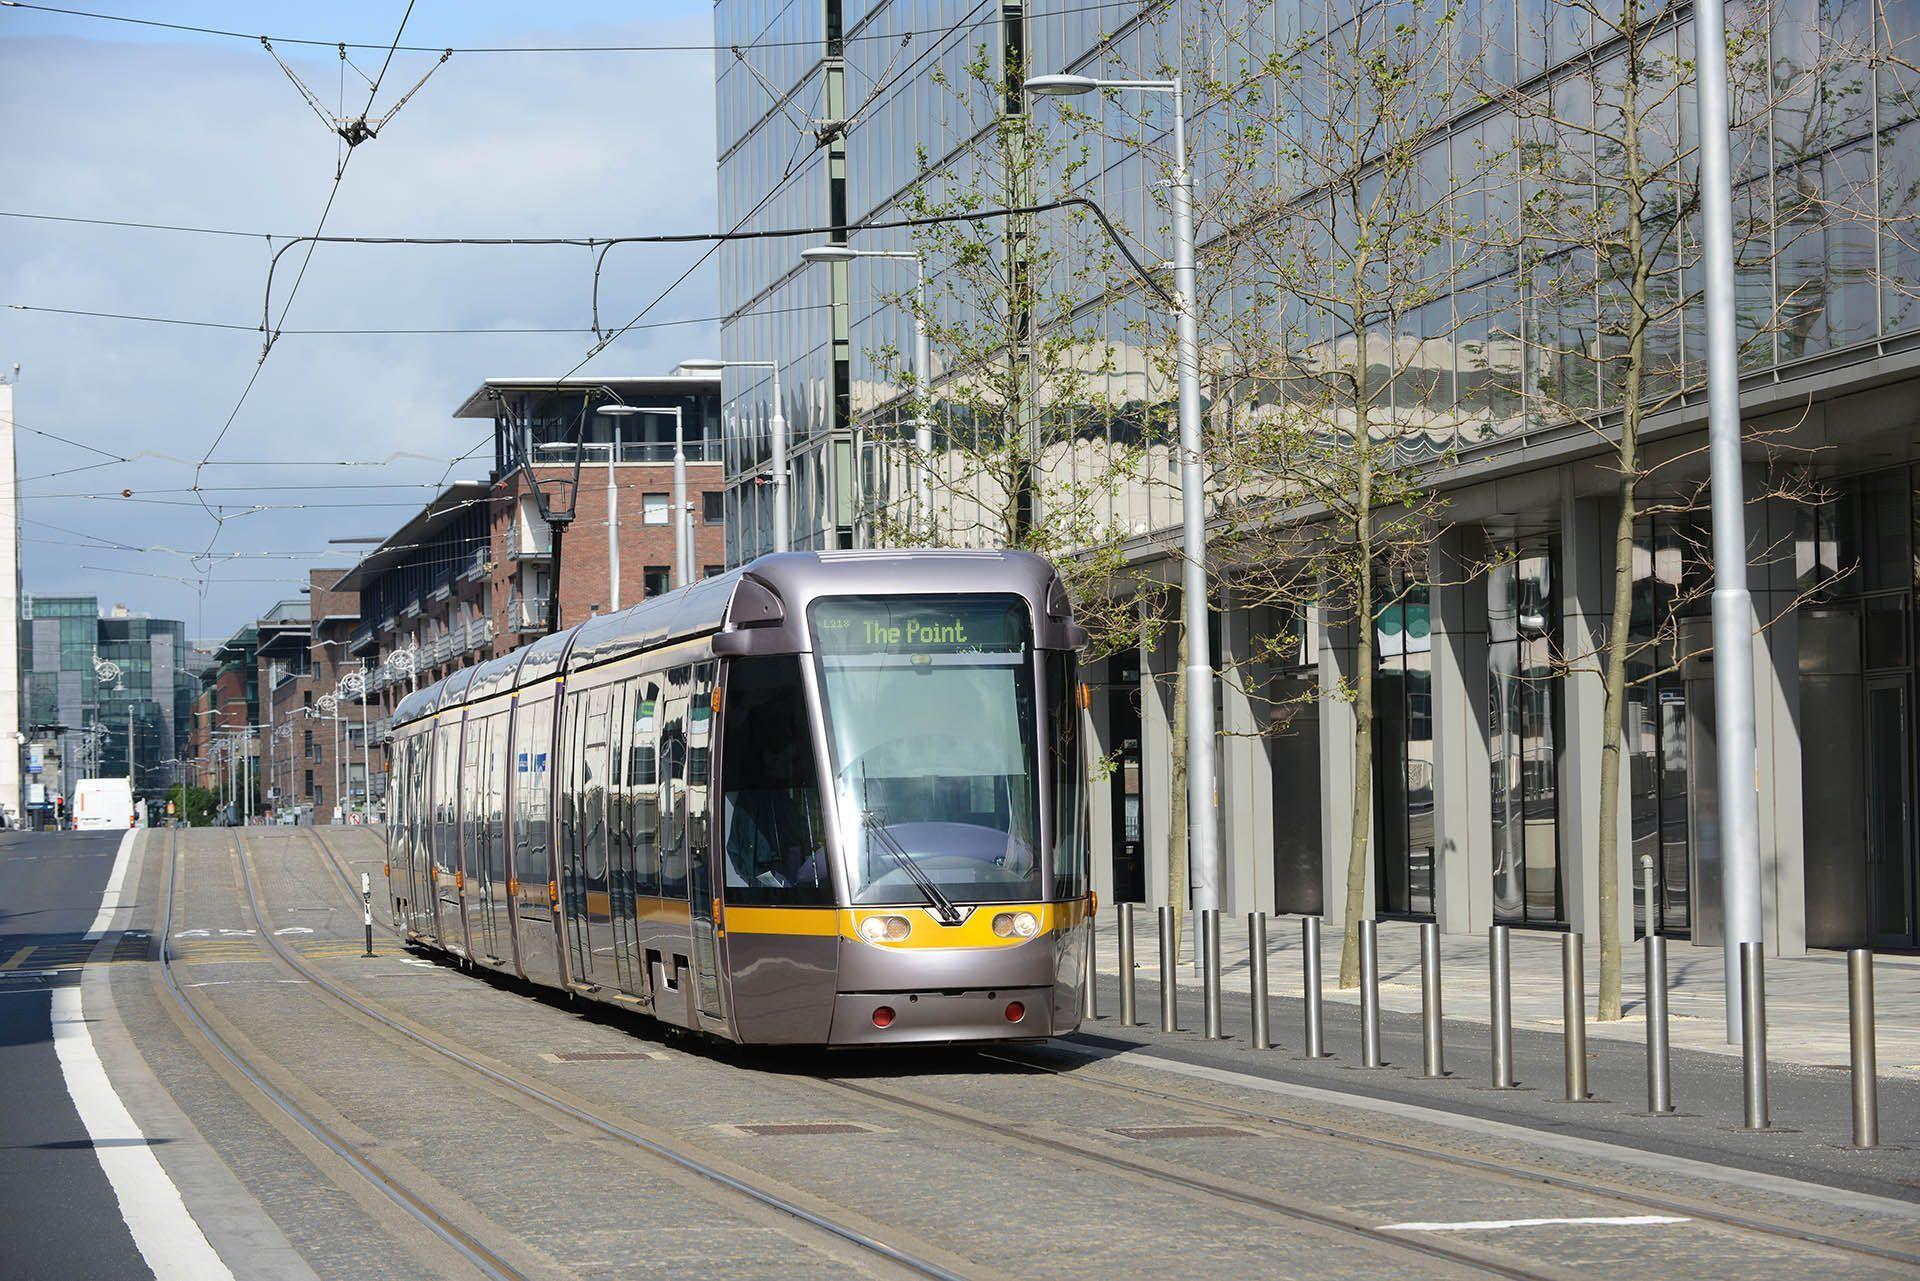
[384,551,1093,1046]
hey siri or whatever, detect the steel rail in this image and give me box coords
[158,829,532,1281]
[818,1075,1571,1281]
[982,1046,1920,1271]
[241,831,970,1281]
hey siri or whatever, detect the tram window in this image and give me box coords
[513,698,553,888]
[719,655,833,906]
[658,668,690,897]
[1049,651,1088,900]
[629,678,661,897]
[581,691,611,898]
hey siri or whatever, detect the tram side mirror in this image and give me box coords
[711,630,753,655]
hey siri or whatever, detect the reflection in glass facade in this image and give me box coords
[1487,542,1563,925]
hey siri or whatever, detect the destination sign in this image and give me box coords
[811,595,1028,656]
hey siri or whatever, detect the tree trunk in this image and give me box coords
[1339,458,1376,988]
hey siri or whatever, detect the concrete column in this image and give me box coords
[1084,654,1117,905]
[1753,482,1804,955]
[1430,528,1493,935]
[1557,476,1635,943]
[1219,597,1271,914]
[1318,602,1365,928]
[1142,602,1176,910]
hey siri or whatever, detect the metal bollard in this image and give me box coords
[1740,940,1770,1129]
[1562,932,1588,1101]
[361,871,375,958]
[1201,908,1224,1039]
[1420,921,1445,1077]
[1490,925,1515,1088]
[1359,918,1382,1067]
[1302,916,1326,1058]
[1087,906,1102,1020]
[1645,933,1674,1114]
[1158,906,1179,1033]
[1848,947,1878,1148]
[1119,904,1138,1027]
[1249,912,1271,1050]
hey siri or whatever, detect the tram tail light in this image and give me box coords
[1004,1001,1026,1023]
[872,1005,896,1028]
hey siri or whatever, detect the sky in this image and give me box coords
[0,1,723,643]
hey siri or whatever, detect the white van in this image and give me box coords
[73,777,136,831]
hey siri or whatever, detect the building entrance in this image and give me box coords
[1106,649,1146,904]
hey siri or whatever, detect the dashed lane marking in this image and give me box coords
[1382,1216,1692,1232]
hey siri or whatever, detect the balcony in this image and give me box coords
[508,596,550,634]
[465,618,495,652]
[506,522,551,561]
[461,546,488,582]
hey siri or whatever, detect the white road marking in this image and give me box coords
[216,929,255,937]
[83,830,138,941]
[273,927,314,936]
[1383,1215,1691,1232]
[173,929,210,939]
[181,979,308,988]
[51,983,236,1280]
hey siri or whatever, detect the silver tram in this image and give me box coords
[385,551,1093,1045]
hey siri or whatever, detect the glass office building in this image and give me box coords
[21,597,191,801]
[713,0,1920,953]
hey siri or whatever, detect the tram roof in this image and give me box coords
[388,550,1077,728]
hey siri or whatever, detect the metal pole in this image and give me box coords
[1165,82,1220,920]
[769,365,790,553]
[1563,932,1588,1102]
[331,712,341,824]
[1118,904,1137,1026]
[358,678,370,820]
[1640,851,1657,940]
[605,440,620,612]
[912,258,933,534]
[362,870,375,958]
[1420,921,1445,1078]
[1646,932,1674,1114]
[1201,908,1222,1039]
[1158,905,1178,1032]
[1249,911,1271,1050]
[1695,0,1763,1048]
[672,406,690,587]
[1740,940,1770,1128]
[1302,915,1325,1058]
[1085,911,1099,1020]
[1847,948,1878,1148]
[1490,925,1515,1088]
[1359,918,1382,1067]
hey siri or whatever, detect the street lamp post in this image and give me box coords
[679,357,789,554]
[800,244,933,537]
[1026,71,1222,918]
[599,402,691,587]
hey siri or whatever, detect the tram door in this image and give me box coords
[562,688,615,989]
[685,663,725,1021]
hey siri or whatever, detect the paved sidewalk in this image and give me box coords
[1092,911,1920,1078]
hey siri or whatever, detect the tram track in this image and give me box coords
[980,1043,1920,1271]
[294,827,1920,1277]
[158,827,534,1281]
[234,829,976,1281]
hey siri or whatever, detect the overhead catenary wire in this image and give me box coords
[0,0,1160,56]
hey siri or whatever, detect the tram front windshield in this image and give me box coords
[811,595,1043,906]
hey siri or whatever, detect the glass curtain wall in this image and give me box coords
[1487,539,1565,925]
[1374,575,1434,917]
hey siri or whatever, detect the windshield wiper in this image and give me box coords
[859,807,964,925]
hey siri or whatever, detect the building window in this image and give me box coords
[1374,574,1433,918]
[304,769,314,794]
[642,493,671,525]
[1487,538,1565,926]
[703,491,724,523]
[1628,515,1706,939]
[704,564,725,579]
[643,565,671,597]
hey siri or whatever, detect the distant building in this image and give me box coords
[20,596,190,808]
[331,369,725,814]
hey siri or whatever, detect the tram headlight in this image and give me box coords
[992,911,1040,939]
[858,914,912,943]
